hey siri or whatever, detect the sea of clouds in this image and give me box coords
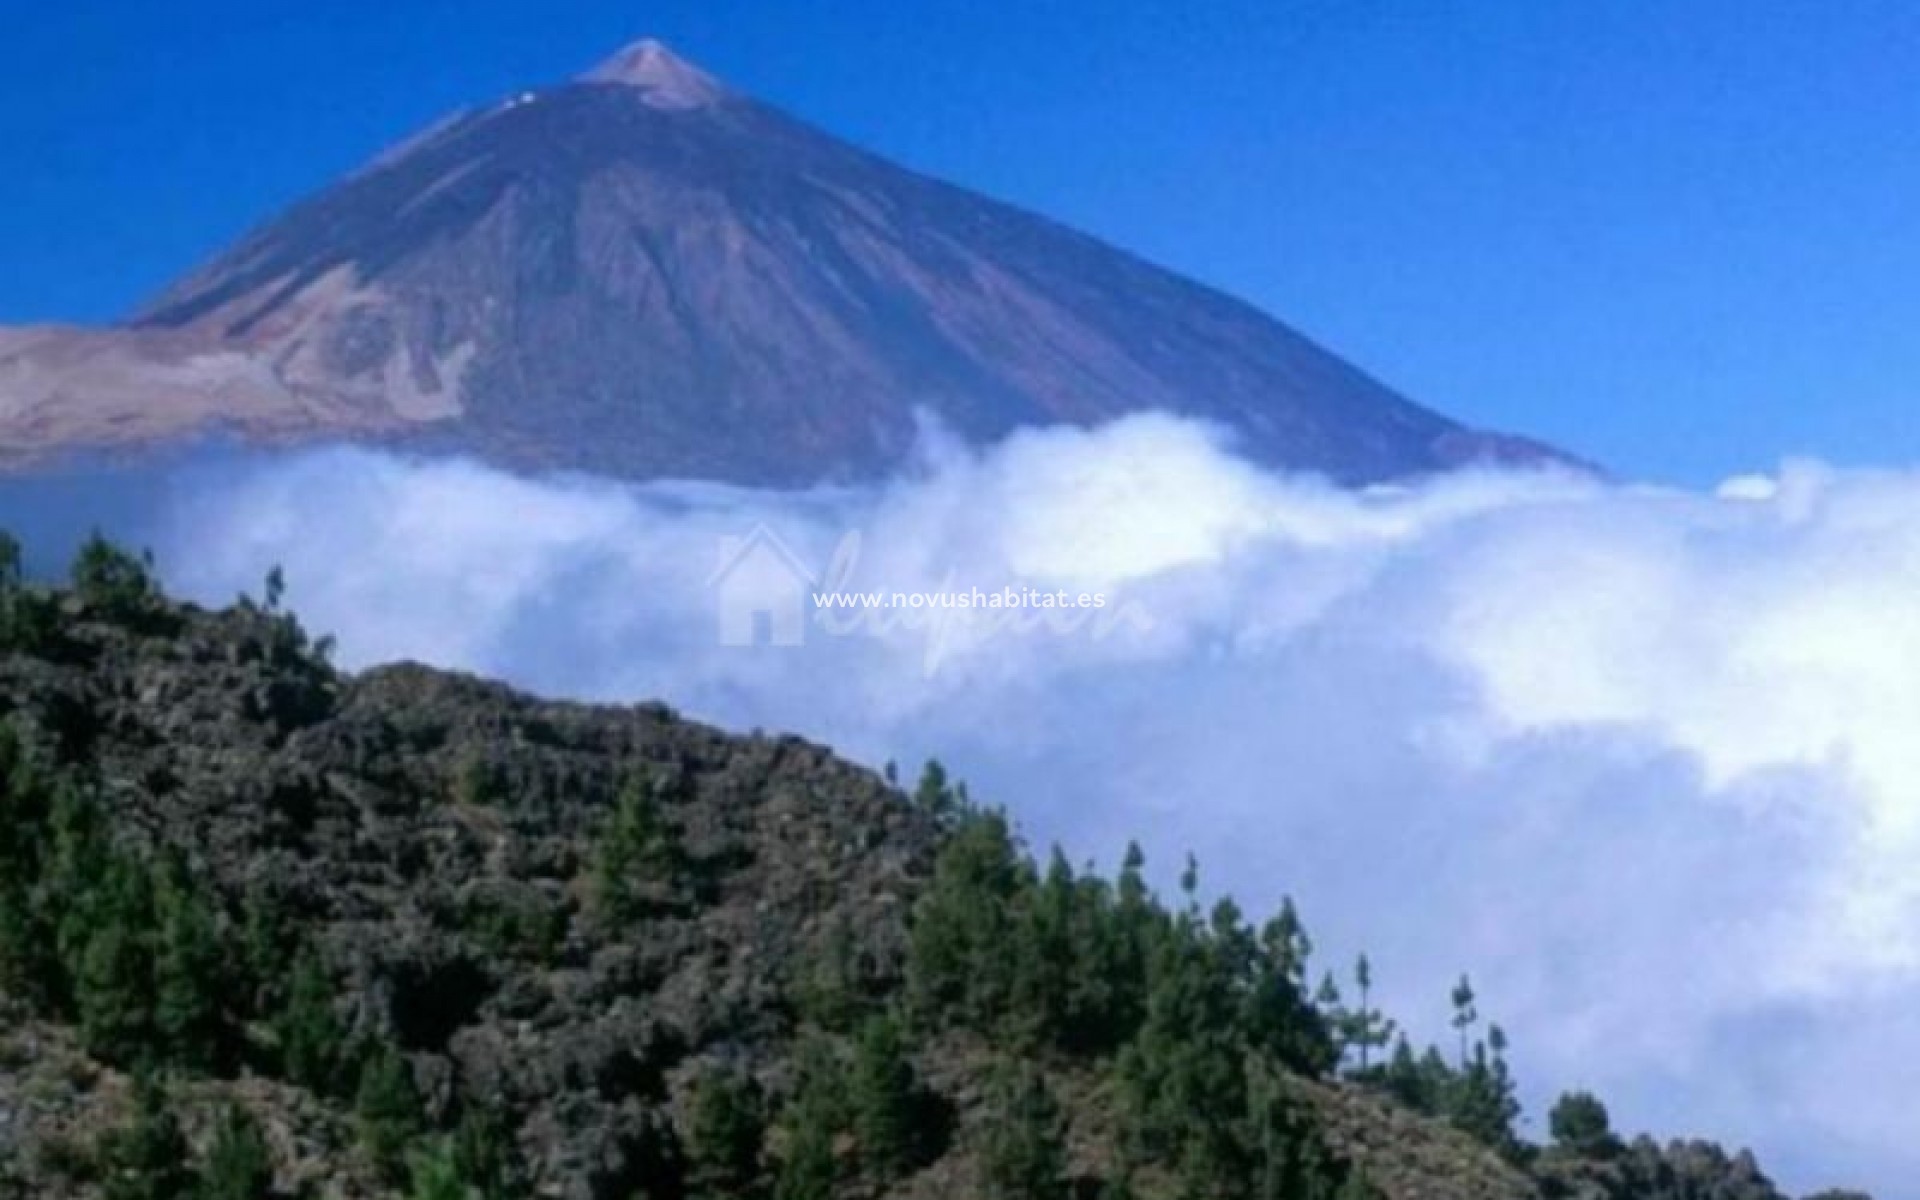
[7,414,1918,1195]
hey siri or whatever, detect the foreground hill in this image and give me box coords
[0,41,1559,484]
[0,536,1861,1200]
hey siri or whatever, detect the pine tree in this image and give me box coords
[405,1143,471,1200]
[50,785,114,977]
[774,1111,837,1200]
[1066,866,1144,1054]
[1377,1035,1458,1119]
[197,1104,274,1200]
[591,774,687,921]
[239,887,295,1014]
[70,533,162,627]
[0,530,19,592]
[1548,1090,1618,1157]
[1314,971,1348,1066]
[1006,848,1083,1048]
[0,538,57,652]
[1247,1065,1346,1200]
[73,857,158,1066]
[450,754,500,808]
[274,949,344,1092]
[905,806,1026,1028]
[912,758,958,824]
[774,1041,846,1200]
[1335,1166,1379,1200]
[849,1014,925,1180]
[100,1073,196,1200]
[450,1104,523,1200]
[0,531,23,650]
[0,726,58,1003]
[1380,1037,1422,1109]
[355,1043,425,1182]
[1107,842,1159,1040]
[1099,1175,1140,1200]
[1448,1025,1521,1159]
[794,919,869,1032]
[0,529,56,654]
[686,1067,766,1199]
[622,1111,690,1200]
[978,1064,1068,1200]
[1346,955,1396,1075]
[1117,911,1248,1195]
[1314,972,1343,1017]
[1449,975,1478,1068]
[1245,904,1337,1077]
[0,864,51,1004]
[152,857,226,1069]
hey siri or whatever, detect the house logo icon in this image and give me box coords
[708,525,819,647]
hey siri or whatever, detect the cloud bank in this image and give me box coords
[7,417,1917,1194]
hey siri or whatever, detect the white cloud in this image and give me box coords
[18,418,1917,1196]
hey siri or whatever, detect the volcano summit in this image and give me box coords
[0,40,1558,484]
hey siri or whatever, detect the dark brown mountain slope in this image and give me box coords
[0,41,1561,484]
[0,539,1862,1200]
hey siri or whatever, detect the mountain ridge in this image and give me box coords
[0,530,1869,1200]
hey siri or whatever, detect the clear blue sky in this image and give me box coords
[4,0,1919,483]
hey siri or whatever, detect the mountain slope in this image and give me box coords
[0,538,1862,1200]
[0,41,1559,484]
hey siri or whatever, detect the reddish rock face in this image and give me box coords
[0,41,1567,484]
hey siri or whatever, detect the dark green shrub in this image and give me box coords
[197,1104,273,1200]
[774,1040,848,1200]
[451,1104,524,1200]
[978,1065,1068,1200]
[1548,1090,1618,1157]
[99,1073,195,1200]
[355,1043,424,1182]
[274,950,345,1092]
[687,1067,767,1198]
[152,857,227,1069]
[591,774,688,922]
[849,1014,933,1180]
[404,1142,469,1200]
[70,533,163,628]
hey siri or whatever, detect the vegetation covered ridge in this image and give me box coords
[0,530,1869,1199]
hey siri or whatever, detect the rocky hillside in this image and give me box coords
[0,41,1562,485]
[0,536,1861,1200]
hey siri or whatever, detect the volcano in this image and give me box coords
[0,40,1560,484]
